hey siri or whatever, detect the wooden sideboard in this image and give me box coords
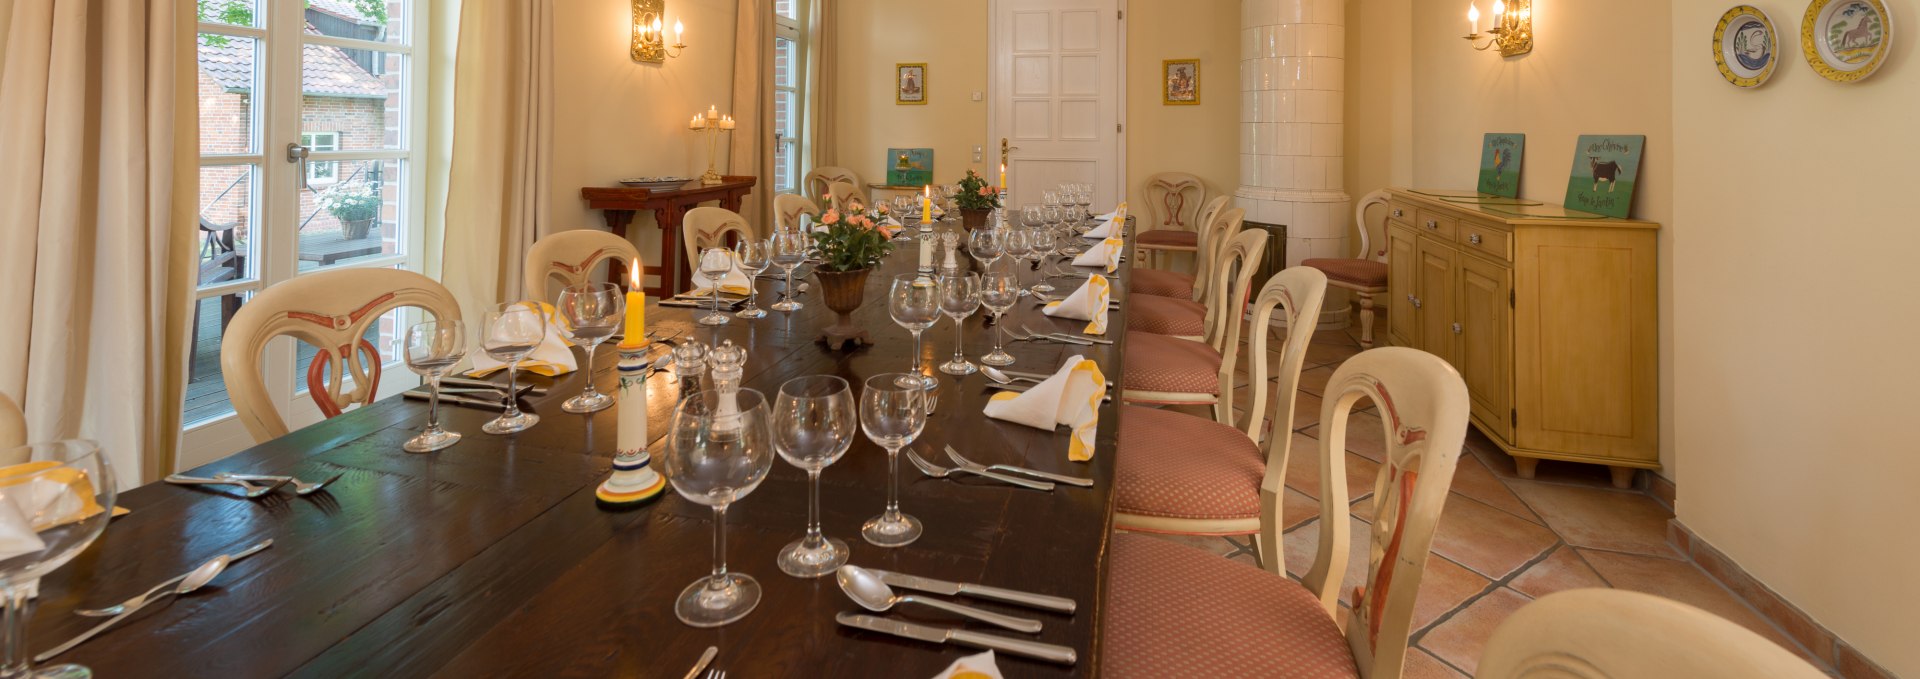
[1383,189,1659,487]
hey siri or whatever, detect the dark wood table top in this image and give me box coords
[582,176,758,209]
[36,226,1135,677]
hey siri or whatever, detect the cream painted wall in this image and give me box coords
[1122,1,1240,218]
[833,0,989,196]
[549,0,739,286]
[1671,2,1917,674]
[1343,0,1413,247]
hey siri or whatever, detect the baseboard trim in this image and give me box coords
[1667,520,1897,679]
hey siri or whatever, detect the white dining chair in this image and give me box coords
[803,166,861,207]
[1120,225,1266,421]
[682,206,756,277]
[774,193,821,233]
[1128,195,1231,299]
[827,180,869,211]
[1134,172,1206,269]
[1303,189,1392,347]
[522,229,642,303]
[1480,589,1830,679]
[1124,207,1247,340]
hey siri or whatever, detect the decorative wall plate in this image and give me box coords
[1715,6,1778,87]
[1801,0,1892,82]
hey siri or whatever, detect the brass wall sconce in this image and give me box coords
[1465,0,1533,57]
[632,0,687,63]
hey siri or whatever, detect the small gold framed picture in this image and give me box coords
[1163,59,1199,105]
[896,63,927,105]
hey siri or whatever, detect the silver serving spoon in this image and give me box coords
[835,564,1043,634]
[75,539,273,617]
[38,556,233,661]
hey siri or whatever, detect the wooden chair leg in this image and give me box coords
[1357,290,1376,348]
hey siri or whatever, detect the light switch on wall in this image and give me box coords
[972,145,983,162]
[971,91,983,101]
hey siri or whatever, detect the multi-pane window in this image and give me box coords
[300,132,339,182]
[773,1,805,194]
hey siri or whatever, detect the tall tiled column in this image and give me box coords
[1239,0,1351,327]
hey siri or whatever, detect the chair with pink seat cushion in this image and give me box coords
[1129,195,1232,299]
[1120,227,1266,419]
[1125,209,1246,339]
[1104,346,1471,679]
[1303,189,1391,347]
[1135,172,1206,269]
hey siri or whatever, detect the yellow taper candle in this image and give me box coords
[920,186,932,225]
[620,258,647,349]
[999,163,1006,190]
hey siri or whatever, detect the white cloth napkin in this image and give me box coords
[685,251,756,297]
[469,308,580,378]
[983,355,1107,461]
[1091,202,1127,222]
[1072,237,1125,273]
[1081,215,1122,239]
[1043,274,1111,335]
[930,650,1004,679]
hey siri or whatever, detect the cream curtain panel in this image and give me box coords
[440,0,555,315]
[729,0,774,229]
[0,0,197,485]
[805,0,836,169]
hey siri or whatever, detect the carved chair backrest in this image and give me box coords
[1189,195,1233,299]
[1354,189,1391,262]
[1235,266,1328,572]
[804,166,861,206]
[1479,589,1830,679]
[522,229,642,303]
[1199,210,1259,351]
[827,180,869,211]
[774,193,821,233]
[682,207,756,275]
[1144,172,1206,232]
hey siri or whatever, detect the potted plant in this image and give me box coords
[953,169,1001,229]
[809,206,896,349]
[319,182,381,240]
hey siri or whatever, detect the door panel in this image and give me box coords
[1386,224,1418,347]
[992,0,1122,209]
[1415,237,1457,368]
[1457,254,1512,441]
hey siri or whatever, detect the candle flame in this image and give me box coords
[1468,3,1480,23]
[1491,0,1504,15]
[630,258,643,288]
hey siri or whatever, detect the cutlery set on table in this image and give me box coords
[36,539,275,661]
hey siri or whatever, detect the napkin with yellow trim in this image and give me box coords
[982,355,1107,461]
[468,303,579,378]
[1042,274,1110,335]
[931,650,1004,679]
[1072,237,1125,273]
[1091,202,1127,222]
[684,250,756,297]
[0,461,109,562]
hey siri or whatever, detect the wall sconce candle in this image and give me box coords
[1464,0,1532,57]
[631,0,689,63]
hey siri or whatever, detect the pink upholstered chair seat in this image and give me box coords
[1122,333,1222,395]
[1302,257,1388,288]
[1104,532,1360,678]
[1136,230,1199,248]
[1126,294,1207,336]
[1115,406,1264,521]
[1128,268,1194,298]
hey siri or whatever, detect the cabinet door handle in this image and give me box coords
[1424,219,1437,229]
[1452,322,1463,335]
[1411,296,1422,309]
[1468,233,1482,245]
[1391,208,1404,218]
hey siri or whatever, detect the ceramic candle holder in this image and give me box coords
[596,344,665,508]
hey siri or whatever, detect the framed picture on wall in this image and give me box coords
[896,63,927,105]
[886,148,934,186]
[1163,59,1199,105]
[1562,134,1646,219]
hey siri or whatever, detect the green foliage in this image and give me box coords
[198,0,389,45]
[319,182,382,222]
[809,202,895,273]
[953,169,1001,210]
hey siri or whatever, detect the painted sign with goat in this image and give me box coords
[1562,134,1645,219]
[1477,133,1525,198]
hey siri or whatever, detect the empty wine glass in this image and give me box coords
[697,247,734,326]
[772,375,857,578]
[1049,205,1084,255]
[0,440,116,679]
[481,302,546,434]
[770,232,809,312]
[402,320,467,452]
[980,271,1019,367]
[887,274,942,390]
[735,238,772,319]
[662,387,775,626]
[1075,187,1094,220]
[1002,227,1033,288]
[1029,227,1059,293]
[859,374,927,547]
[936,272,982,376]
[967,228,1002,270]
[891,195,914,224]
[557,283,623,414]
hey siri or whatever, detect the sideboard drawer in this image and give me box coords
[1459,221,1511,261]
[1387,200,1416,226]
[1414,209,1458,241]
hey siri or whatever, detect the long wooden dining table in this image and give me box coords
[34,223,1135,677]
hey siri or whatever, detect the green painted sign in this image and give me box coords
[1562,134,1645,219]
[1477,133,1524,198]
[886,148,934,187]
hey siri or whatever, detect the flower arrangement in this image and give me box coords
[810,206,896,272]
[953,169,1001,210]
[318,182,381,222]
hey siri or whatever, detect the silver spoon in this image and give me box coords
[38,556,232,661]
[835,564,1043,634]
[904,448,1054,492]
[981,366,1037,386]
[75,539,273,617]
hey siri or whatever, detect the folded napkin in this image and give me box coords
[931,651,1004,679]
[1091,202,1128,222]
[1072,237,1126,273]
[1081,214,1122,239]
[469,310,580,378]
[983,355,1107,461]
[685,251,756,297]
[0,461,110,563]
[1043,274,1110,335]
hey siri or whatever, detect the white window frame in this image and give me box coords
[300,131,339,184]
[774,1,805,194]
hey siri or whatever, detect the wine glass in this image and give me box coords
[0,440,116,679]
[1075,187,1094,220]
[979,271,1020,367]
[1029,226,1059,293]
[967,228,1002,270]
[402,320,467,452]
[662,387,776,627]
[696,247,734,326]
[1001,226,1033,288]
[1049,205,1084,256]
[481,302,546,434]
[557,283,623,414]
[735,238,772,319]
[936,272,981,376]
[887,274,941,390]
[770,232,809,312]
[772,375,857,578]
[891,195,914,225]
[859,374,927,547]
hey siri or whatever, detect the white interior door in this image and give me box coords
[989,0,1125,210]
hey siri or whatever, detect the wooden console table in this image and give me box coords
[581,176,757,296]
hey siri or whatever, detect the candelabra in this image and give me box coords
[689,106,736,186]
[1464,0,1533,57]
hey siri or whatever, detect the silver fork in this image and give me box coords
[217,471,343,496]
[1001,326,1079,344]
[1020,323,1101,346]
[164,474,292,499]
[904,448,1055,491]
[945,445,1095,487]
[706,670,725,679]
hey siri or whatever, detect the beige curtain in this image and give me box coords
[805,0,837,169]
[440,0,554,315]
[0,0,198,485]
[729,0,775,228]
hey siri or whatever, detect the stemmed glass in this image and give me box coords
[735,238,772,319]
[662,387,776,627]
[980,271,1019,367]
[936,272,982,376]
[859,374,927,548]
[1029,226,1059,293]
[402,320,467,452]
[772,375,857,578]
[1049,204,1084,256]
[770,232,809,312]
[887,274,942,390]
[481,302,546,434]
[1001,226,1033,290]
[557,283,623,414]
[0,440,116,679]
[696,247,734,326]
[891,195,914,225]
[967,228,1003,271]
[1075,186,1094,221]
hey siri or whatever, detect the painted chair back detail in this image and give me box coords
[522,229,642,303]
[1479,589,1830,679]
[221,268,462,444]
[774,193,821,232]
[1199,219,1264,353]
[804,166,861,206]
[0,392,24,455]
[1231,267,1327,571]
[1296,346,1468,679]
[1354,189,1391,261]
[1189,196,1233,300]
[1144,172,1206,230]
[682,206,756,275]
[827,180,868,211]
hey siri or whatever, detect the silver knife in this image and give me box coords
[402,390,505,410]
[870,569,1077,614]
[835,613,1077,666]
[1046,333,1114,346]
[681,646,717,679]
[943,446,1095,489]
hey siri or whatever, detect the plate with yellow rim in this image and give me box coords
[1800,0,1892,82]
[1714,5,1778,87]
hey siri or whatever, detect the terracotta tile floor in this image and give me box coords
[1126,321,1835,676]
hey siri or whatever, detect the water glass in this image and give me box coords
[980,271,1020,367]
[735,238,772,319]
[772,376,857,578]
[1029,227,1059,293]
[771,232,809,312]
[887,274,942,390]
[936,272,982,376]
[0,440,116,679]
[662,388,776,627]
[696,247,735,326]
[402,320,467,452]
[967,228,1003,270]
[557,283,624,414]
[1002,227,1033,287]
[480,302,546,434]
[859,374,927,547]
